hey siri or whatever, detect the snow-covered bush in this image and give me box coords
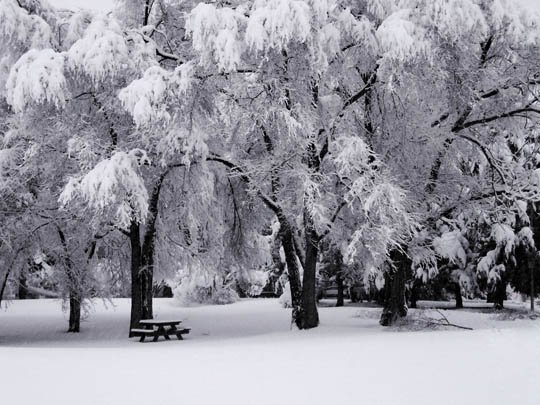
[174,282,239,306]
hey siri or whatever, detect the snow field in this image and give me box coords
[1,298,539,405]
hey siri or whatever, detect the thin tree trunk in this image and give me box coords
[336,255,344,307]
[0,247,24,307]
[531,261,535,312]
[0,269,11,307]
[526,249,536,312]
[18,269,27,299]
[454,282,463,309]
[57,227,82,333]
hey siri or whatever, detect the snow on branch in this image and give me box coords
[119,66,172,127]
[433,230,468,267]
[0,0,53,48]
[6,48,68,112]
[118,63,195,127]
[245,0,312,51]
[376,9,428,62]
[186,3,245,72]
[59,150,150,229]
[66,15,131,82]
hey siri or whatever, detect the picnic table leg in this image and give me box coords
[168,325,183,340]
[162,326,171,340]
[153,327,163,342]
[140,335,146,343]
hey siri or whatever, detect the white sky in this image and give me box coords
[46,0,540,12]
[47,0,115,11]
[519,0,540,11]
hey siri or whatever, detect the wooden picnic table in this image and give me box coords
[130,319,190,342]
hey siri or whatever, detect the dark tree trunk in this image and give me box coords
[129,220,144,336]
[528,202,540,312]
[68,292,81,332]
[277,215,303,326]
[531,256,536,312]
[0,269,10,307]
[141,170,169,321]
[493,281,506,310]
[0,247,24,307]
[300,219,320,329]
[488,279,507,309]
[18,270,27,299]
[380,253,408,326]
[57,227,82,333]
[336,255,344,307]
[454,282,463,309]
[409,279,420,309]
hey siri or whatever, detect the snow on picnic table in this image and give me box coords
[1,298,539,405]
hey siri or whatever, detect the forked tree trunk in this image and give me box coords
[380,253,408,326]
[277,215,303,327]
[130,172,169,335]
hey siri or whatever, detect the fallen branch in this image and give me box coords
[429,309,473,330]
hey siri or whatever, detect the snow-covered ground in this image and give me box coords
[1,298,539,405]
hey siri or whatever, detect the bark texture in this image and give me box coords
[300,217,320,329]
[57,227,82,333]
[129,220,144,335]
[380,252,408,326]
[277,215,304,327]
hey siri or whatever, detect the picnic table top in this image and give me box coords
[139,319,182,325]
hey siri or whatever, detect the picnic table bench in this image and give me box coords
[130,319,190,342]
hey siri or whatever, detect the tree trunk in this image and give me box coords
[18,270,27,299]
[300,220,320,329]
[409,279,420,309]
[527,250,536,312]
[140,170,169,321]
[129,220,144,336]
[68,292,81,332]
[0,269,10,307]
[141,208,158,320]
[454,282,463,309]
[57,227,82,333]
[336,258,344,307]
[492,281,506,310]
[531,260,535,313]
[380,253,408,326]
[277,215,303,327]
